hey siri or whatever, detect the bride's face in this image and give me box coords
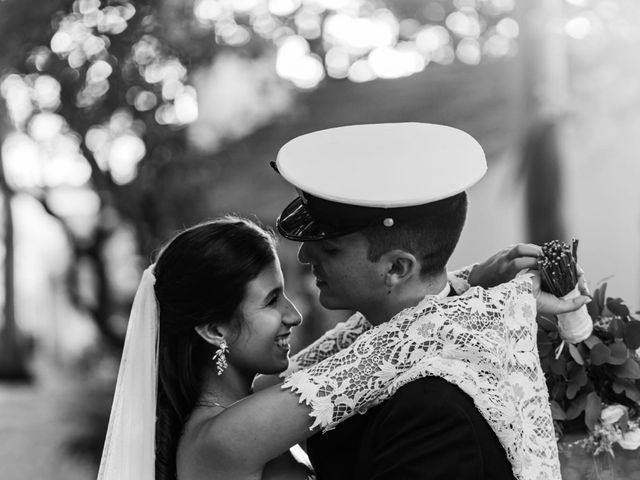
[226,258,302,376]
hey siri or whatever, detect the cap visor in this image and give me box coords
[276,197,359,241]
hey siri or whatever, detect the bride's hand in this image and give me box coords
[468,243,542,288]
[530,265,591,315]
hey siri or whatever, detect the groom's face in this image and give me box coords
[297,232,388,313]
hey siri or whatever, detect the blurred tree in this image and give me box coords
[0,100,30,381]
[516,0,568,245]
[0,0,269,350]
[0,0,73,382]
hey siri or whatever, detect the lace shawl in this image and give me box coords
[283,275,561,480]
[281,265,476,377]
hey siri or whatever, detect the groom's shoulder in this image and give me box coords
[376,376,476,423]
[308,377,515,480]
[376,377,514,472]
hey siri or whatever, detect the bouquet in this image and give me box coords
[538,280,640,458]
[538,239,592,347]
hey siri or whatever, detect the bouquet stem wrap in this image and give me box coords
[557,285,593,344]
[537,239,592,347]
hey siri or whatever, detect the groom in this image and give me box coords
[272,123,585,479]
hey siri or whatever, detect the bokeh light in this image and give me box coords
[456,37,481,65]
[186,0,523,87]
[276,35,325,88]
[269,0,301,17]
[565,16,593,39]
[3,0,636,216]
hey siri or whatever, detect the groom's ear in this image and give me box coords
[381,250,420,287]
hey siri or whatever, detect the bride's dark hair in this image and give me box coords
[152,216,277,480]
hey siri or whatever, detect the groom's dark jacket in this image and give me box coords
[307,376,517,480]
[307,289,518,480]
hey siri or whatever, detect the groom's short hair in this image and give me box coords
[360,192,468,277]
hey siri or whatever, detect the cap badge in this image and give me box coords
[383,218,394,227]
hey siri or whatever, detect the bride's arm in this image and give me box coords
[194,274,589,477]
[189,386,315,478]
[465,243,542,290]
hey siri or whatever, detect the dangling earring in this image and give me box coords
[212,340,229,375]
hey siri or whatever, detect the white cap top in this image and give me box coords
[276,122,487,208]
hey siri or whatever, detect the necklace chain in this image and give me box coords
[195,400,228,409]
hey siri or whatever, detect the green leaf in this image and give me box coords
[588,283,607,317]
[625,386,640,402]
[590,343,611,366]
[606,341,628,365]
[538,315,558,332]
[596,283,607,305]
[586,301,600,319]
[612,359,640,379]
[540,355,551,372]
[550,382,566,400]
[550,354,567,376]
[613,379,640,402]
[569,364,588,384]
[624,320,640,350]
[584,392,602,431]
[620,410,629,432]
[610,317,626,339]
[550,400,567,420]
[575,342,587,357]
[568,344,584,365]
[607,298,630,318]
[566,364,588,399]
[566,394,587,420]
[578,343,590,360]
[583,335,603,349]
[537,329,554,357]
[566,381,581,399]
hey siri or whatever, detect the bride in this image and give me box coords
[97,216,589,480]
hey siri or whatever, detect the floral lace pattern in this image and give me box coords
[283,275,561,480]
[280,313,372,378]
[448,263,476,296]
[281,266,476,378]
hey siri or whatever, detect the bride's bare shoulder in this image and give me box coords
[176,409,312,480]
[176,409,259,480]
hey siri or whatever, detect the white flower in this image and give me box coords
[600,404,627,425]
[617,428,640,450]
